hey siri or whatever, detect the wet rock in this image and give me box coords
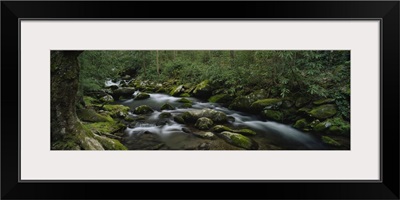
[309,104,337,119]
[198,143,210,150]
[194,117,214,130]
[250,98,282,112]
[174,116,185,124]
[159,112,172,118]
[208,94,233,104]
[170,85,185,97]
[135,92,150,100]
[133,105,154,114]
[234,129,256,136]
[100,94,114,103]
[192,80,213,98]
[293,118,309,130]
[182,127,191,133]
[192,131,215,139]
[313,98,335,105]
[295,97,310,108]
[261,110,284,122]
[112,87,136,99]
[211,125,233,133]
[160,103,175,110]
[181,108,227,124]
[229,89,269,112]
[217,131,258,150]
[321,136,341,147]
[77,108,113,123]
[102,105,130,118]
[178,98,192,103]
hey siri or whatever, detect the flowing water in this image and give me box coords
[113,91,328,150]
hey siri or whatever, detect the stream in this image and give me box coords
[115,92,328,150]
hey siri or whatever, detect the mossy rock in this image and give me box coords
[192,131,216,139]
[282,100,294,108]
[309,104,337,119]
[313,122,329,132]
[160,103,175,110]
[262,110,284,121]
[192,80,213,98]
[229,89,269,112]
[321,136,341,147]
[234,129,256,136]
[112,87,136,99]
[208,94,232,103]
[181,108,227,124]
[100,95,114,103]
[84,121,126,135]
[293,118,308,129]
[298,107,312,115]
[313,98,335,105]
[180,93,191,97]
[135,92,150,100]
[94,135,127,150]
[103,104,130,118]
[295,97,310,108]
[217,131,258,150]
[178,98,192,103]
[83,96,99,106]
[169,85,184,96]
[77,108,113,123]
[173,116,185,124]
[181,103,193,108]
[194,117,214,130]
[211,125,233,133]
[250,98,282,112]
[159,112,172,118]
[133,105,154,114]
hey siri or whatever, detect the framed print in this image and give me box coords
[2,1,399,200]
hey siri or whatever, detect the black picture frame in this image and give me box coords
[2,1,399,199]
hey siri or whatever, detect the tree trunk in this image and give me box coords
[51,51,105,150]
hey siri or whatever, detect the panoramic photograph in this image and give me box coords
[51,50,350,150]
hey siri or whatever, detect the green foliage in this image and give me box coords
[77,50,350,119]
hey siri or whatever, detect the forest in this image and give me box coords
[51,50,350,150]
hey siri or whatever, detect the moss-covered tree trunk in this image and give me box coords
[51,51,104,150]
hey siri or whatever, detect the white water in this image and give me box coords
[119,92,326,149]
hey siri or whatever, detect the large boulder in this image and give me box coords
[194,117,214,130]
[229,89,269,112]
[261,110,284,122]
[135,92,150,100]
[133,105,154,114]
[217,131,258,150]
[160,103,175,110]
[112,87,136,99]
[250,98,282,112]
[181,108,227,123]
[192,80,213,98]
[169,85,185,97]
[309,104,337,119]
[208,94,233,104]
[77,108,113,122]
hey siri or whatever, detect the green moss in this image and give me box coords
[234,129,256,136]
[211,125,233,132]
[159,112,172,118]
[208,94,228,103]
[173,116,185,124]
[135,92,150,100]
[293,118,308,129]
[250,98,282,112]
[194,117,214,130]
[170,85,184,96]
[313,98,335,105]
[181,103,192,108]
[83,96,99,106]
[321,136,341,147]
[52,135,81,150]
[309,104,337,119]
[103,104,130,118]
[133,105,154,114]
[219,131,255,150]
[178,98,192,103]
[262,110,283,121]
[180,93,190,97]
[94,135,127,150]
[313,122,328,132]
[83,121,126,135]
[77,108,113,122]
[160,103,175,110]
